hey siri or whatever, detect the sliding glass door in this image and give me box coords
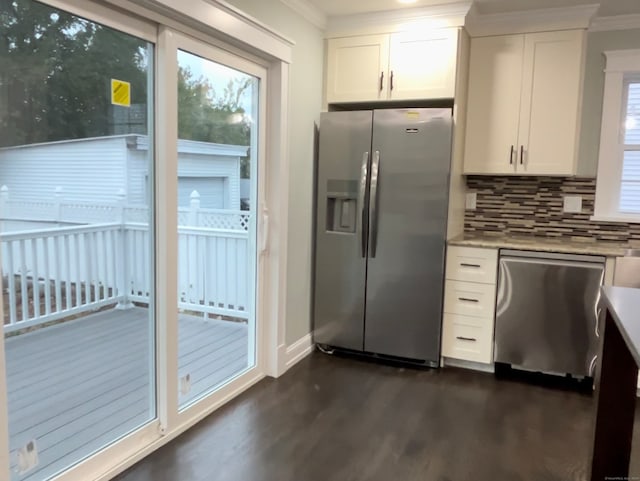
[0,2,270,480]
[0,1,156,479]
[171,36,262,410]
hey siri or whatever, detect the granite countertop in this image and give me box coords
[448,233,635,257]
[600,286,640,366]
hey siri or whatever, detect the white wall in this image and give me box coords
[224,0,324,344]
[578,28,640,176]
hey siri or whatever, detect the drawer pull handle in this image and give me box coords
[458,297,479,303]
[456,336,477,342]
[460,263,481,268]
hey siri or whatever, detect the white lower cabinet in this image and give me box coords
[443,280,496,319]
[441,314,493,363]
[441,246,498,364]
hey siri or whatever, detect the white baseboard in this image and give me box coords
[280,333,313,375]
[442,357,495,373]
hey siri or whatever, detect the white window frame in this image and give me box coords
[593,49,640,223]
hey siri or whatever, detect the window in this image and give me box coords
[620,81,640,212]
[593,49,640,222]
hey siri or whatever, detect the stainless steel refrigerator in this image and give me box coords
[313,108,452,366]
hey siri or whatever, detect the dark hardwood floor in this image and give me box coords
[115,351,640,481]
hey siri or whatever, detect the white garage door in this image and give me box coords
[178,177,225,208]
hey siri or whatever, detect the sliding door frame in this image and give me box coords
[158,26,269,427]
[0,281,8,481]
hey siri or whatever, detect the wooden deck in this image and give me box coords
[5,307,249,481]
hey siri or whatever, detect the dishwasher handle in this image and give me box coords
[499,256,605,271]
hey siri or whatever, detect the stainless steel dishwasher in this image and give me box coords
[494,250,605,377]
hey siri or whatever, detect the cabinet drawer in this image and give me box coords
[444,280,496,318]
[441,314,493,364]
[446,246,498,284]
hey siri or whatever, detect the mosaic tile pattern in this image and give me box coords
[464,176,640,243]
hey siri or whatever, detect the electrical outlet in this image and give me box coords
[465,192,477,210]
[563,195,582,213]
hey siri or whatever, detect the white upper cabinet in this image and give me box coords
[325,35,389,103]
[463,35,524,174]
[388,29,458,100]
[517,31,585,175]
[463,29,585,175]
[325,29,459,104]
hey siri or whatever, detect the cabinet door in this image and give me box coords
[326,35,389,103]
[463,35,524,174]
[388,29,457,100]
[517,30,584,175]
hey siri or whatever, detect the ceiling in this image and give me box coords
[305,0,640,18]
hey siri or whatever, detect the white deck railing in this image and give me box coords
[0,186,250,231]
[2,222,250,333]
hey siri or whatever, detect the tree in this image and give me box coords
[178,66,253,177]
[1,0,252,178]
[0,0,148,147]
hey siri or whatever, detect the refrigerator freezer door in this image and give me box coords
[314,111,373,350]
[364,108,452,362]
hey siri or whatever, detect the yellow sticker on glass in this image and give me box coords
[111,79,131,107]
[406,111,420,120]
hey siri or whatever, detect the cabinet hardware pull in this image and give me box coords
[460,263,481,268]
[458,297,479,303]
[520,145,524,165]
[379,71,384,91]
[456,336,477,342]
[390,70,394,91]
[509,145,514,165]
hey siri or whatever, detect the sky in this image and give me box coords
[177,49,256,117]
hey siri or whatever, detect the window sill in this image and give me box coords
[590,214,640,224]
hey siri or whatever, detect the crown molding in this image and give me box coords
[279,0,327,30]
[326,2,471,38]
[590,14,640,32]
[465,3,599,37]
[603,49,640,72]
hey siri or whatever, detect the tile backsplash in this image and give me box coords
[464,176,640,243]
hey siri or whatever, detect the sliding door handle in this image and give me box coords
[358,151,370,258]
[369,150,381,258]
[259,207,269,255]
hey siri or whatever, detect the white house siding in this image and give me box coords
[126,148,151,205]
[0,135,247,210]
[178,177,225,208]
[177,153,241,209]
[0,137,127,203]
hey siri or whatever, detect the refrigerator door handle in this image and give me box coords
[358,151,370,258]
[369,150,381,258]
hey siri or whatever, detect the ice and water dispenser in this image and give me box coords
[325,179,358,234]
